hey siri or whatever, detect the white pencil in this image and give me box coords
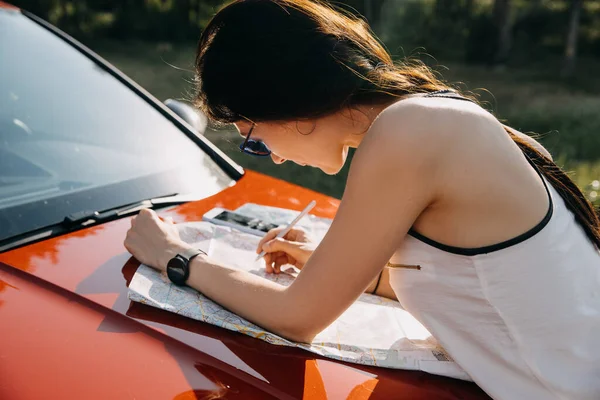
[255,200,317,262]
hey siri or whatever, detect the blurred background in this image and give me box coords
[12,0,600,201]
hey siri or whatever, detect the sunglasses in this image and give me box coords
[239,123,271,157]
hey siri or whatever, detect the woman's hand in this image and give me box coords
[256,227,317,273]
[124,209,190,271]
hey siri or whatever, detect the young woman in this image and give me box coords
[124,1,600,398]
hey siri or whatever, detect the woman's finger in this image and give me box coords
[264,253,273,273]
[274,254,288,265]
[265,251,281,264]
[256,227,285,253]
[262,238,301,259]
[274,255,288,274]
[139,208,158,220]
[287,255,298,268]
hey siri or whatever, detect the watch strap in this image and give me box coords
[179,247,206,262]
[166,248,206,286]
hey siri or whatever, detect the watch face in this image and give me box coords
[167,256,187,285]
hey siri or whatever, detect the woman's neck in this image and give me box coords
[341,98,409,148]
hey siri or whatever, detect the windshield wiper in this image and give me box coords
[0,193,206,253]
[62,193,200,228]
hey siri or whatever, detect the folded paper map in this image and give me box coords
[127,204,470,381]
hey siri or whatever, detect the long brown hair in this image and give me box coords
[194,0,600,248]
[507,130,600,248]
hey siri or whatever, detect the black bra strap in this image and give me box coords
[408,90,555,256]
[424,89,475,103]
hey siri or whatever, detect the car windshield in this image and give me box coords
[0,11,234,243]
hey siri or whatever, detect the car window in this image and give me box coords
[0,11,234,242]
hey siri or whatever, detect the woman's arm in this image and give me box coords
[126,102,441,343]
[185,104,441,341]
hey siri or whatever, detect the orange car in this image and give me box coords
[0,3,490,399]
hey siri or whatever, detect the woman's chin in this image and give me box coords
[319,164,343,175]
[319,147,349,175]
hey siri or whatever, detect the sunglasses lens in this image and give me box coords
[241,140,271,156]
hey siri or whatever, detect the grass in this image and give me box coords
[91,40,600,202]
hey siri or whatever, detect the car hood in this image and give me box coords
[0,1,17,9]
[0,171,489,400]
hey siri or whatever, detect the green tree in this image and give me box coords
[492,0,513,66]
[334,0,388,32]
[562,0,584,77]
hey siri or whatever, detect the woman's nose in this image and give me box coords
[271,154,286,164]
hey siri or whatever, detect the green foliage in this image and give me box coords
[565,160,600,206]
[12,0,600,65]
[12,0,229,40]
[378,0,434,57]
[379,0,600,65]
[505,96,600,162]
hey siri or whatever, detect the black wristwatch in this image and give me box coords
[166,248,205,286]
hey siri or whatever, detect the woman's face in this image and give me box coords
[234,117,350,175]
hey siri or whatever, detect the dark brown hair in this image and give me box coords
[195,0,600,248]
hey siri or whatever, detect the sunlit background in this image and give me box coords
[13,0,600,202]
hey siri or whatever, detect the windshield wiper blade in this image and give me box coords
[62,193,199,227]
[1,193,206,253]
[62,200,152,226]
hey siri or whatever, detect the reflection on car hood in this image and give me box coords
[0,170,489,400]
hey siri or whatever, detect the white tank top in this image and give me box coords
[388,151,600,398]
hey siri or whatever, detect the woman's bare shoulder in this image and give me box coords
[358,95,495,163]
